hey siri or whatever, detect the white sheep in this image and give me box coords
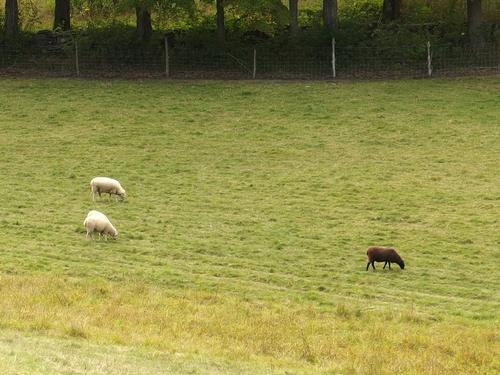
[86,210,106,219]
[90,177,126,201]
[83,210,118,240]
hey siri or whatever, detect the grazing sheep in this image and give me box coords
[86,210,105,218]
[83,210,118,240]
[366,247,405,271]
[90,177,126,201]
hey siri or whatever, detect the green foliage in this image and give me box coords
[18,0,42,31]
[403,0,465,24]
[197,0,290,34]
[0,29,33,49]
[152,0,197,29]
[2,0,497,68]
[335,0,380,47]
[71,0,197,29]
[229,0,289,34]
[72,0,121,27]
[115,0,196,13]
[75,22,165,58]
[3,0,494,52]
[0,7,4,31]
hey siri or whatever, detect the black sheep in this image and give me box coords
[366,247,405,271]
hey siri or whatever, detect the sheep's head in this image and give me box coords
[119,189,126,199]
[399,260,405,269]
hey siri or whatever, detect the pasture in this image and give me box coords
[0,77,498,374]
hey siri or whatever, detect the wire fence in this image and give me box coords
[0,39,498,80]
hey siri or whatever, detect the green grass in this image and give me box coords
[0,77,499,374]
[0,329,291,374]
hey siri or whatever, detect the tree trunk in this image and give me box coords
[322,0,337,31]
[393,0,401,19]
[289,0,298,36]
[216,0,225,49]
[447,0,459,14]
[4,0,19,35]
[382,0,401,21]
[467,0,482,46]
[136,7,153,40]
[54,0,71,31]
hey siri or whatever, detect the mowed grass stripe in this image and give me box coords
[2,231,496,312]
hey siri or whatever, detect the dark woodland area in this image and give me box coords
[1,1,499,78]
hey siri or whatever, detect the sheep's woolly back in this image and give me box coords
[367,247,403,263]
[86,210,106,219]
[84,210,118,237]
[90,177,126,196]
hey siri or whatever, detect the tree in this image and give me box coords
[4,0,19,35]
[235,0,288,34]
[118,0,194,40]
[199,0,225,48]
[136,6,153,39]
[322,0,337,31]
[202,0,288,47]
[382,0,401,21]
[54,0,71,30]
[289,0,298,36]
[216,0,225,48]
[467,0,482,46]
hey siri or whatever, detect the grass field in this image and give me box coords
[0,77,499,374]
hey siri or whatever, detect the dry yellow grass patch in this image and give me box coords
[0,274,497,374]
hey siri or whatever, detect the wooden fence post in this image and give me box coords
[165,36,170,78]
[332,38,336,79]
[427,41,432,77]
[75,39,80,77]
[253,48,256,79]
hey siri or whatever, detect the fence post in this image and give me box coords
[253,48,256,79]
[332,38,336,79]
[75,39,80,77]
[164,35,170,78]
[427,41,432,77]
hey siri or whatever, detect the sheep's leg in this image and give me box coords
[366,262,370,271]
[388,262,391,269]
[371,261,376,270]
[383,261,387,269]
